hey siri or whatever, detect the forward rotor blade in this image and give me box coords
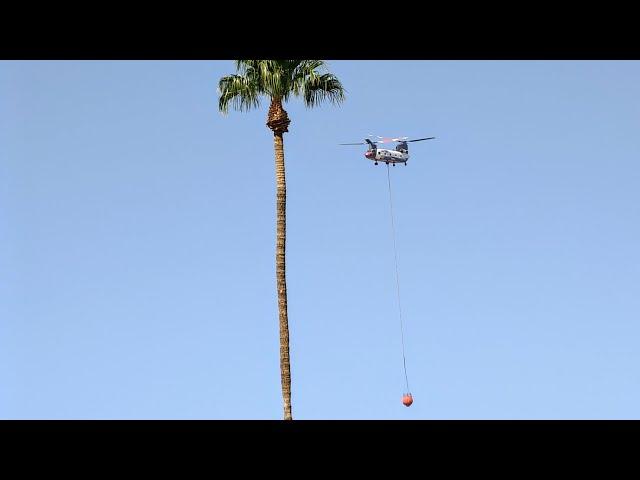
[374,136,408,142]
[339,142,367,145]
[407,137,436,142]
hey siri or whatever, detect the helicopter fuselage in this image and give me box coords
[365,148,409,165]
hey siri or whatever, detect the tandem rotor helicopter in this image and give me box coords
[340,135,435,166]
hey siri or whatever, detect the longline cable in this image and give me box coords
[385,163,411,395]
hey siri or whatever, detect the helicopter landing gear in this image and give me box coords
[374,162,378,165]
[393,163,396,167]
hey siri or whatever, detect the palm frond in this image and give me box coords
[218,74,262,113]
[218,60,345,113]
[301,73,346,108]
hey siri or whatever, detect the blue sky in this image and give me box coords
[2,60,639,419]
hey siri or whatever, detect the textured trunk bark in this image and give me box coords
[268,98,293,420]
[274,132,292,420]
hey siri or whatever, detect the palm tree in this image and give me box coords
[218,60,345,420]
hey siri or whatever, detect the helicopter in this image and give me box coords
[340,135,435,166]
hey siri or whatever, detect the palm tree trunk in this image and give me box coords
[273,131,292,420]
[267,98,292,420]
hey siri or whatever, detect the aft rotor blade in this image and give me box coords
[407,137,436,142]
[339,142,367,145]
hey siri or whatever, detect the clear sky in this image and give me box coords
[2,60,639,419]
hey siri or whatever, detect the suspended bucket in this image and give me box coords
[402,393,414,407]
